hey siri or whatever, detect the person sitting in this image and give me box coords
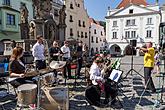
[9,47,34,88]
[89,56,117,105]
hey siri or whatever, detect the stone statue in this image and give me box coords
[59,5,66,25]
[20,4,29,23]
[29,23,35,39]
[32,0,52,19]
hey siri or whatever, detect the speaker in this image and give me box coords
[130,40,137,47]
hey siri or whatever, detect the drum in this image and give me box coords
[40,86,69,110]
[42,72,55,86]
[25,69,39,77]
[85,85,101,107]
[17,84,37,107]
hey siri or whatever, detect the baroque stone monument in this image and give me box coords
[20,4,29,39]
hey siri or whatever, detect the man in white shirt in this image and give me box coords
[61,41,71,78]
[89,56,117,105]
[32,35,46,70]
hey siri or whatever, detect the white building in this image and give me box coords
[64,0,90,46]
[105,0,161,56]
[89,18,105,55]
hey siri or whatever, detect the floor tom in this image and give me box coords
[17,84,37,107]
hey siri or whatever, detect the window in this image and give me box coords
[131,31,136,38]
[129,9,133,14]
[81,32,83,38]
[125,31,130,38]
[96,37,98,43]
[101,31,103,36]
[126,19,135,26]
[70,3,74,9]
[132,19,135,25]
[70,28,73,36]
[91,36,94,43]
[126,20,131,26]
[77,31,80,37]
[112,32,117,39]
[113,21,117,27]
[78,20,81,27]
[69,15,73,22]
[77,4,80,7]
[6,13,15,25]
[83,21,85,27]
[54,9,59,16]
[100,38,102,41]
[94,29,97,34]
[146,30,152,38]
[3,0,10,6]
[147,18,152,24]
[85,32,87,38]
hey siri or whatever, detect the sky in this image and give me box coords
[84,0,165,21]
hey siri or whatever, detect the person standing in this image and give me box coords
[49,41,63,77]
[137,42,156,93]
[49,41,62,61]
[61,41,71,79]
[76,41,83,78]
[32,35,46,70]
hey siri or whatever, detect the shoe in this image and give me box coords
[104,99,109,105]
[111,99,117,105]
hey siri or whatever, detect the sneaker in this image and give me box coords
[29,104,36,110]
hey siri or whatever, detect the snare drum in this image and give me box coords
[42,72,55,86]
[17,84,37,107]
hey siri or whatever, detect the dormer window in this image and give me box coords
[129,9,133,14]
[70,3,74,9]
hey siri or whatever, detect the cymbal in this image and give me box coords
[49,61,66,69]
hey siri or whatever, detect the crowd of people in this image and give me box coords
[6,35,161,107]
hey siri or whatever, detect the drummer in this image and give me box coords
[9,46,34,88]
[49,41,63,77]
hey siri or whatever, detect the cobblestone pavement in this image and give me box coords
[1,56,165,110]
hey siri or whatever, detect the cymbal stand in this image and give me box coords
[36,69,44,110]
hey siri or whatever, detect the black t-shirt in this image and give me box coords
[77,46,83,58]
[49,47,61,61]
[9,60,25,74]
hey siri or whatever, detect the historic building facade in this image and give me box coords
[0,0,33,41]
[105,0,162,56]
[89,18,105,55]
[0,0,33,55]
[64,0,90,46]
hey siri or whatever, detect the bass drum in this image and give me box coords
[40,86,69,110]
[85,85,101,107]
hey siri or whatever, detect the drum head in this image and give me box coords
[18,84,37,91]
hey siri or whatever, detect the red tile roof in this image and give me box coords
[117,0,148,9]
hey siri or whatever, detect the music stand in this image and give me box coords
[123,45,144,79]
[108,69,123,107]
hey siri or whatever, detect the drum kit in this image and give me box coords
[17,61,68,110]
